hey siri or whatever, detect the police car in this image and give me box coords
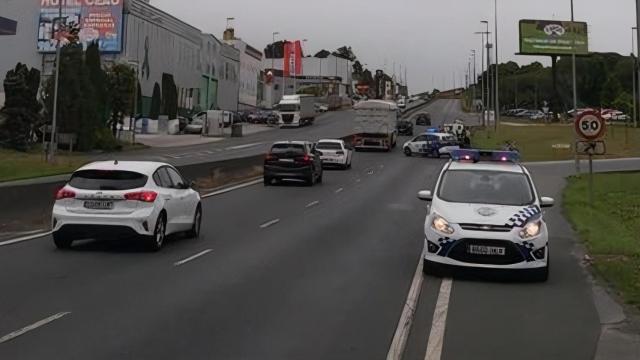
[417,149,554,281]
[403,130,460,158]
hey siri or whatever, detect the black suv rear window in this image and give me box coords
[271,143,306,155]
[69,170,148,190]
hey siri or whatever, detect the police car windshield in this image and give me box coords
[438,170,534,206]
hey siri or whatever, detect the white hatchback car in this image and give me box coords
[52,161,202,251]
[316,139,353,169]
[418,150,554,281]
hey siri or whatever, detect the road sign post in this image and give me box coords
[574,111,606,208]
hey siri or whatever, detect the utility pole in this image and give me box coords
[271,32,279,106]
[571,0,580,173]
[636,0,640,128]
[633,28,637,134]
[48,0,63,162]
[472,50,477,112]
[494,0,500,132]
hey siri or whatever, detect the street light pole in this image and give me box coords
[494,0,500,132]
[271,32,279,105]
[48,0,63,162]
[633,27,637,134]
[472,50,476,111]
[571,0,580,173]
[636,0,640,128]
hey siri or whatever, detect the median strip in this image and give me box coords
[0,312,71,344]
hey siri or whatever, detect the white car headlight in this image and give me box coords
[431,215,455,235]
[519,220,542,239]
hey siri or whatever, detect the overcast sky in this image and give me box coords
[152,0,636,93]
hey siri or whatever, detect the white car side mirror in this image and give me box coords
[540,197,555,208]
[418,190,433,201]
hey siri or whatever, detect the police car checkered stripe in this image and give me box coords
[505,205,541,228]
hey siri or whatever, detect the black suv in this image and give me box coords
[264,141,323,186]
[396,120,414,136]
[415,113,432,126]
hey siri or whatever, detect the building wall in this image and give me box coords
[0,0,42,108]
[227,39,261,109]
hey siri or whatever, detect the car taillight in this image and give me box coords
[125,191,158,203]
[296,154,313,164]
[265,153,278,161]
[55,188,76,200]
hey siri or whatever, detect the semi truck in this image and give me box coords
[352,100,398,151]
[277,95,316,127]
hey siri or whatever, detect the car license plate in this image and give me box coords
[279,158,294,163]
[84,200,114,210]
[467,245,505,256]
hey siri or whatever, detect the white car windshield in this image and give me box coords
[438,170,534,206]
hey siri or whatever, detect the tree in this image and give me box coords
[150,82,162,120]
[161,73,178,119]
[0,64,43,151]
[42,42,98,150]
[352,60,364,78]
[332,46,356,61]
[106,63,136,136]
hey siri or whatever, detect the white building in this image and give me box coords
[223,28,262,110]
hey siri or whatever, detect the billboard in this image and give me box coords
[519,19,588,56]
[37,0,123,53]
[283,41,303,77]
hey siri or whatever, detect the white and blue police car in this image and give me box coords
[403,130,460,158]
[417,149,554,281]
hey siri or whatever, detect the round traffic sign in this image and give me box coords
[575,111,606,140]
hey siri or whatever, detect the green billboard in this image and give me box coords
[519,20,588,56]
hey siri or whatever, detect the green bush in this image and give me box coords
[93,127,122,152]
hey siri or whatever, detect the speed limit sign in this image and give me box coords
[575,111,606,140]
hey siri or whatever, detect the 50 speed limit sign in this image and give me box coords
[575,111,606,140]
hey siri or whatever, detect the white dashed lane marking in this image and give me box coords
[0,312,71,344]
[259,219,280,229]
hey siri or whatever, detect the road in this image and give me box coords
[1,99,637,359]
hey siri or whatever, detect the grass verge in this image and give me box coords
[563,172,640,308]
[0,149,88,183]
[471,123,640,161]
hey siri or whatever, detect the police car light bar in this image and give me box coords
[451,149,520,163]
[425,128,439,133]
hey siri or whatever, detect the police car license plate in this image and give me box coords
[467,245,505,256]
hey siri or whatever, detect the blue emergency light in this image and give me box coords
[451,149,520,163]
[425,128,439,133]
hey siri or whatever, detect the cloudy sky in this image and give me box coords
[152,0,636,93]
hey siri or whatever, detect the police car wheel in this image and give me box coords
[404,147,412,157]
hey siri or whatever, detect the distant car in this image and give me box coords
[397,98,407,109]
[184,117,205,134]
[396,119,414,136]
[528,111,546,120]
[316,139,353,170]
[51,161,202,251]
[403,132,460,158]
[264,141,324,186]
[315,103,329,113]
[415,113,432,126]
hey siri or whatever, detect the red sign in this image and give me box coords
[283,41,302,77]
[574,110,606,141]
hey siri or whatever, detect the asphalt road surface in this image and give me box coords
[1,100,637,359]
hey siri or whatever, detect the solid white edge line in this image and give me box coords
[306,200,320,208]
[202,179,263,198]
[424,278,453,360]
[0,231,52,247]
[386,248,426,360]
[173,249,213,267]
[0,311,71,344]
[259,219,280,229]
